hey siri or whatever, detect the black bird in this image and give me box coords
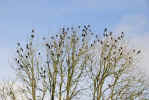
[32,29,35,33]
[137,50,141,54]
[109,32,112,36]
[104,28,107,32]
[31,34,35,38]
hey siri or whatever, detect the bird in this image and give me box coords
[87,24,91,27]
[100,40,103,44]
[96,35,98,38]
[17,42,20,46]
[31,34,35,38]
[133,49,136,53]
[137,50,141,54]
[32,29,35,33]
[109,32,112,36]
[104,28,107,32]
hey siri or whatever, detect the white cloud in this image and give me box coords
[0,48,15,79]
[130,34,149,76]
[114,14,149,77]
[114,14,148,35]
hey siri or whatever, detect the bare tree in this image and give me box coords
[14,25,95,100]
[13,26,149,100]
[111,70,149,100]
[87,29,149,100]
[14,30,47,100]
[0,80,27,100]
[43,25,95,100]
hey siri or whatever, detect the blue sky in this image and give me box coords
[0,0,149,79]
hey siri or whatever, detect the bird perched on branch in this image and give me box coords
[32,29,35,33]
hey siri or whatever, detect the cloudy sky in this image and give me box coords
[0,0,149,79]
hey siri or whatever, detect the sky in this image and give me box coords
[0,0,149,80]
